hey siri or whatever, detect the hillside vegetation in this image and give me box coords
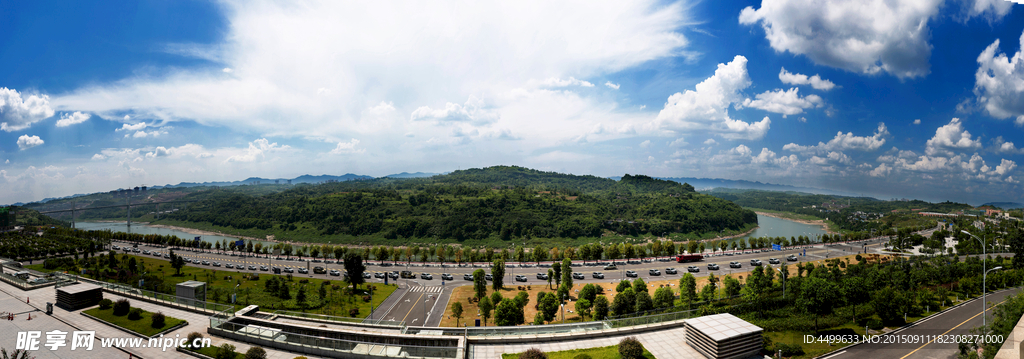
[140,166,755,246]
[706,189,973,232]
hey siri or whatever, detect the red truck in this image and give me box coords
[676,254,703,263]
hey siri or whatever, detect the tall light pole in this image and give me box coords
[961,230,990,333]
[509,243,514,284]
[776,266,785,299]
[983,266,1003,333]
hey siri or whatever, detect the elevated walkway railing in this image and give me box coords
[51,273,233,314]
[272,310,405,328]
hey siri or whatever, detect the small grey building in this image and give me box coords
[56,283,103,311]
[684,313,763,359]
[176,281,206,307]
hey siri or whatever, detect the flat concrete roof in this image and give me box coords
[177,280,205,288]
[685,313,762,342]
[56,283,102,295]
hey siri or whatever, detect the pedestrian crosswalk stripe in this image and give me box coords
[410,286,443,293]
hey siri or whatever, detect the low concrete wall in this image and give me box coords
[208,326,464,359]
[271,312,403,332]
[995,312,1024,359]
[465,318,687,345]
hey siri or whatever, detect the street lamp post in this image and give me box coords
[509,244,514,284]
[983,266,1003,333]
[961,230,993,334]
[776,267,785,299]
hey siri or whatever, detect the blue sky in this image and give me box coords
[2,0,1024,206]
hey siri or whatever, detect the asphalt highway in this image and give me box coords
[827,286,1023,359]
[109,235,897,327]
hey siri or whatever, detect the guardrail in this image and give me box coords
[0,265,67,290]
[52,273,234,314]
[402,307,701,337]
[210,318,462,359]
[604,308,699,328]
[272,310,405,328]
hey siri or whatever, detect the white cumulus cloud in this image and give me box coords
[116,123,148,132]
[1,87,55,132]
[605,81,620,90]
[49,1,691,146]
[925,118,982,156]
[17,135,44,150]
[226,138,291,163]
[329,139,365,154]
[974,30,1024,126]
[962,0,1014,22]
[778,68,835,90]
[541,77,595,88]
[55,111,91,127]
[783,123,889,153]
[739,0,942,79]
[654,55,771,140]
[410,97,498,124]
[741,88,823,117]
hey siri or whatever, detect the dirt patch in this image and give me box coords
[439,274,751,327]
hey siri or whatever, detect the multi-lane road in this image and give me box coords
[109,235,897,327]
[826,287,1023,359]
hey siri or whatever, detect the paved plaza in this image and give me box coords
[0,279,300,359]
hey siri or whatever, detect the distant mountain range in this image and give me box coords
[981,202,1024,209]
[607,176,863,197]
[383,172,442,178]
[4,171,890,207]
[8,172,443,206]
[155,173,374,189]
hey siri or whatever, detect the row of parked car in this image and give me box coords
[685,255,798,272]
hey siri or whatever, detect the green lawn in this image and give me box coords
[192,346,244,359]
[83,307,186,337]
[501,345,656,359]
[23,264,46,272]
[75,254,397,318]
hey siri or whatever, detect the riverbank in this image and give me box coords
[754,211,835,234]
[145,223,271,243]
[698,225,759,242]
[82,221,273,244]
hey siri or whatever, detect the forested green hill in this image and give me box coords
[156,166,754,245]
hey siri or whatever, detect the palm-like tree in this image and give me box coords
[1,348,33,359]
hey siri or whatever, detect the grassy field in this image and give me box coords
[50,254,397,318]
[500,344,656,359]
[83,307,186,337]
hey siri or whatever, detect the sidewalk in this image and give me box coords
[0,288,124,359]
[0,278,300,359]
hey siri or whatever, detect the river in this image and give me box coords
[73,222,274,247]
[727,214,828,246]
